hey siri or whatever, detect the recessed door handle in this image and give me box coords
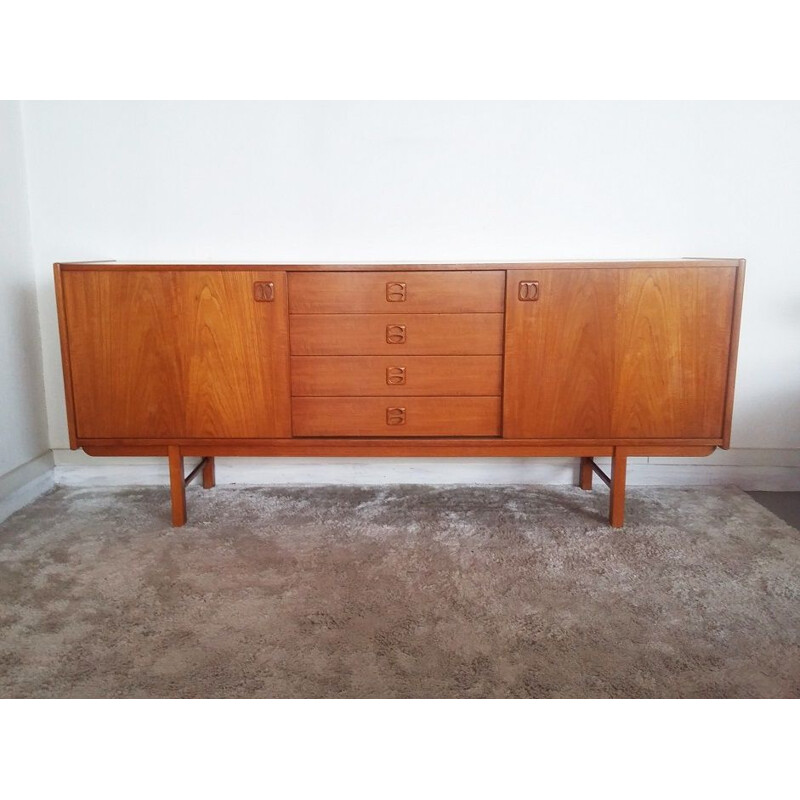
[386,407,406,425]
[386,324,407,344]
[518,281,539,301]
[253,281,275,302]
[386,366,406,385]
[386,282,407,302]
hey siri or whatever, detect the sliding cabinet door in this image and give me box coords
[62,269,291,439]
[611,267,735,438]
[503,268,617,438]
[503,266,737,441]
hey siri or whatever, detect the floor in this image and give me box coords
[1,483,798,698]
[747,491,800,530]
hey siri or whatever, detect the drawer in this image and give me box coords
[288,270,505,314]
[290,313,504,355]
[291,355,503,396]
[292,396,501,437]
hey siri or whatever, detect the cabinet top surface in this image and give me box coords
[56,258,744,271]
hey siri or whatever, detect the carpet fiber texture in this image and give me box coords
[1,484,798,698]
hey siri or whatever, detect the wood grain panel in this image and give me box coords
[79,436,721,450]
[292,396,501,436]
[291,355,503,396]
[612,267,736,438]
[62,270,291,438]
[503,266,737,440]
[290,313,504,355]
[503,269,618,438]
[288,270,505,313]
[53,264,79,449]
[82,442,620,457]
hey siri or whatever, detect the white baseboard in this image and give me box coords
[51,449,800,491]
[0,452,55,524]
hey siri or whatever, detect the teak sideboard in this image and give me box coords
[54,260,745,528]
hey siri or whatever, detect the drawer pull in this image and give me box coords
[386,324,407,344]
[518,281,539,301]
[253,281,275,302]
[386,366,406,385]
[386,407,406,425]
[386,282,407,302]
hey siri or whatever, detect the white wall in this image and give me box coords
[0,102,50,486]
[18,102,800,479]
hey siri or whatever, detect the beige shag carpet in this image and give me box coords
[0,484,798,698]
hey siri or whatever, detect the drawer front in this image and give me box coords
[293,396,501,437]
[291,355,503,396]
[288,271,505,314]
[290,313,504,355]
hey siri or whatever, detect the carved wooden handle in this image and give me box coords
[386,407,406,425]
[253,281,275,302]
[518,281,539,301]
[386,324,407,344]
[386,282,407,302]
[386,366,406,385]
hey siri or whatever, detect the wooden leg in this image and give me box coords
[609,448,628,528]
[579,457,593,490]
[202,456,216,489]
[168,445,187,527]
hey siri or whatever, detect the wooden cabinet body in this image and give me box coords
[54,260,745,527]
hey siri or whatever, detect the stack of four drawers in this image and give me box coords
[288,270,505,436]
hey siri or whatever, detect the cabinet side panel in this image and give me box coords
[503,269,617,438]
[721,261,746,448]
[612,267,736,438]
[54,264,78,449]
